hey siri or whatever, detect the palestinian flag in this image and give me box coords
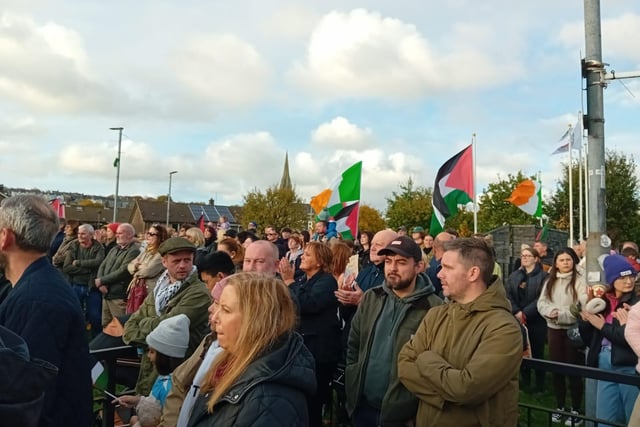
[334,201,359,240]
[198,214,205,232]
[430,145,473,236]
[310,161,362,239]
[506,179,543,218]
[49,198,65,218]
[536,222,549,242]
[92,361,107,389]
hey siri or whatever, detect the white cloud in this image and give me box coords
[558,13,640,63]
[0,12,122,112]
[310,116,373,149]
[262,5,319,41]
[291,147,425,211]
[289,8,523,101]
[173,34,271,107]
[58,139,157,177]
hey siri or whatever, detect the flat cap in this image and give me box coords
[158,237,196,256]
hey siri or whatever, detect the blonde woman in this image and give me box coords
[186,273,316,426]
[185,227,208,267]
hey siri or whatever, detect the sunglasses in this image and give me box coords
[146,232,159,237]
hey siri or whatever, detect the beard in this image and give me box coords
[385,274,413,291]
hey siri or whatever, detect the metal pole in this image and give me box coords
[110,127,123,223]
[583,1,607,423]
[472,133,477,234]
[166,171,178,228]
[568,124,574,246]
[583,0,608,281]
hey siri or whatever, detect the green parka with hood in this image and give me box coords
[397,276,522,427]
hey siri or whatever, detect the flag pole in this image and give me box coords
[567,124,574,246]
[471,133,478,234]
[538,170,543,227]
[583,139,590,241]
[577,112,584,242]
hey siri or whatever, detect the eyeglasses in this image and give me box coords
[520,254,534,258]
[146,232,159,237]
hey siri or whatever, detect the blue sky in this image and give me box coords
[1,1,639,212]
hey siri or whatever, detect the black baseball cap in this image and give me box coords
[378,236,422,262]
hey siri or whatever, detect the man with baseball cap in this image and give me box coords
[123,237,211,395]
[345,236,442,426]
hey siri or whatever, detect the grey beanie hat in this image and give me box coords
[146,314,190,358]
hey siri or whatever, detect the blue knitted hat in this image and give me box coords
[603,254,635,286]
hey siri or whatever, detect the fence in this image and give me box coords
[520,358,640,427]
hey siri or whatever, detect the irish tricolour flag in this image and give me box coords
[310,161,362,240]
[430,145,473,236]
[506,179,543,218]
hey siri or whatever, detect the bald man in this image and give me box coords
[425,231,455,296]
[242,240,279,275]
[336,229,399,306]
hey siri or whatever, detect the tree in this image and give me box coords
[477,171,541,232]
[443,207,475,237]
[240,185,309,232]
[358,204,386,232]
[385,178,433,231]
[546,150,640,246]
[77,198,103,207]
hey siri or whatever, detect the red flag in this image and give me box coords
[49,198,65,218]
[198,214,205,232]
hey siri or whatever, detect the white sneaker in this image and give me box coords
[564,410,582,426]
[551,408,565,423]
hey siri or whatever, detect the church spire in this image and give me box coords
[279,152,292,190]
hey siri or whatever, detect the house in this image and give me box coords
[129,199,238,233]
[64,204,132,227]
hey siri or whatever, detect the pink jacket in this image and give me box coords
[624,302,640,373]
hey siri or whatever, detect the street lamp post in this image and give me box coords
[166,171,178,228]
[110,127,123,222]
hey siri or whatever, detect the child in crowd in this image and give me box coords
[115,314,190,427]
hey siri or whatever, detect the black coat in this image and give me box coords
[291,271,342,364]
[0,257,93,427]
[0,325,58,427]
[506,263,547,325]
[579,291,640,368]
[186,332,316,427]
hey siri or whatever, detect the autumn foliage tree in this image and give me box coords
[358,204,386,233]
[546,150,640,246]
[385,178,432,231]
[477,171,542,232]
[240,185,308,233]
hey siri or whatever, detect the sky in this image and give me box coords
[1,1,639,212]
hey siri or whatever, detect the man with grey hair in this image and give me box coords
[0,195,92,427]
[243,240,280,275]
[63,223,105,336]
[96,222,140,326]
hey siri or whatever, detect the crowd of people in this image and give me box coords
[2,194,640,426]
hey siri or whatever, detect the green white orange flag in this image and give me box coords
[430,145,473,236]
[506,179,543,218]
[310,161,362,239]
